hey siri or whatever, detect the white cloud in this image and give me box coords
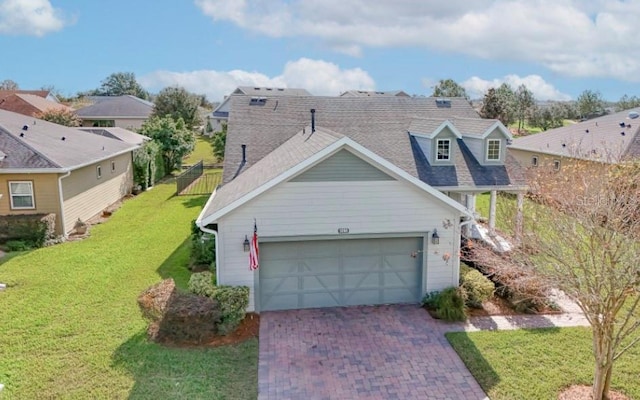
[139,58,375,100]
[0,0,68,36]
[461,74,572,101]
[194,0,640,81]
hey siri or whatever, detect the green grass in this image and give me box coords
[447,328,640,399]
[0,181,258,399]
[184,136,218,165]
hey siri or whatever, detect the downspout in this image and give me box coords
[197,224,220,285]
[57,170,71,238]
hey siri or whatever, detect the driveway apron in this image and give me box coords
[258,305,488,400]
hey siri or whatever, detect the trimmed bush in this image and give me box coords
[422,287,467,321]
[5,240,32,252]
[459,264,495,308]
[188,271,216,297]
[190,220,215,267]
[211,285,249,335]
[137,279,176,322]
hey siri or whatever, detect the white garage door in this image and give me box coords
[259,237,423,311]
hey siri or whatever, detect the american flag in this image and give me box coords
[249,221,259,271]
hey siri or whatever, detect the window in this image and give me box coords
[436,139,451,161]
[111,160,116,173]
[97,165,102,179]
[487,139,501,161]
[553,159,561,171]
[9,181,35,209]
[531,156,539,167]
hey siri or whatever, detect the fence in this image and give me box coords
[176,160,203,195]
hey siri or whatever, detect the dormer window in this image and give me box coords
[487,139,501,161]
[436,139,451,161]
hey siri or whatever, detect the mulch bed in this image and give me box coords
[558,385,630,400]
[152,313,260,348]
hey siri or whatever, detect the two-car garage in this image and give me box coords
[258,237,423,311]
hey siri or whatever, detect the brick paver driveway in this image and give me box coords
[258,305,488,400]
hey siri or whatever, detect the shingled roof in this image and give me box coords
[221,95,525,190]
[76,95,154,118]
[0,109,138,170]
[510,108,640,163]
[0,93,71,117]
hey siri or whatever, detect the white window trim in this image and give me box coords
[486,139,501,161]
[9,181,35,210]
[97,165,102,179]
[436,139,451,161]
[553,159,561,171]
[532,155,539,167]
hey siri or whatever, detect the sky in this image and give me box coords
[1,0,640,102]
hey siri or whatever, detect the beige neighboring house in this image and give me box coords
[509,108,640,170]
[75,95,154,130]
[0,109,140,236]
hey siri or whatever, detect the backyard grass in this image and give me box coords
[447,327,640,399]
[0,181,258,399]
[183,135,218,165]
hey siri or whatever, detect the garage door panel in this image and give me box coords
[259,237,422,311]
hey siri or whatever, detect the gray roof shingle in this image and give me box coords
[510,108,640,163]
[79,127,149,145]
[234,86,312,96]
[0,109,138,170]
[76,95,154,118]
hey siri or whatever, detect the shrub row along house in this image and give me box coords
[197,95,526,312]
[0,109,143,240]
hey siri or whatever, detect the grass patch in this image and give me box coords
[183,135,218,165]
[447,328,640,399]
[0,181,258,399]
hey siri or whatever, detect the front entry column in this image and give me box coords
[488,190,497,234]
[514,192,525,244]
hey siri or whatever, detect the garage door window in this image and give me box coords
[9,181,35,209]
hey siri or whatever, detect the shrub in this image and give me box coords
[188,271,216,297]
[190,220,215,267]
[211,286,249,335]
[5,240,32,252]
[137,279,176,322]
[459,264,494,308]
[422,287,467,321]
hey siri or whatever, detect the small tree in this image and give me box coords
[139,116,195,172]
[0,79,19,90]
[95,72,149,99]
[577,89,606,119]
[133,140,161,190]
[211,123,227,161]
[615,94,640,112]
[153,86,202,130]
[519,161,640,400]
[514,84,535,133]
[431,79,468,99]
[35,108,81,127]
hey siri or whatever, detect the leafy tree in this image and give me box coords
[514,84,535,133]
[577,89,605,119]
[517,161,640,400]
[527,103,565,131]
[139,116,195,172]
[95,72,149,99]
[431,79,468,99]
[132,140,161,190]
[0,79,19,90]
[615,94,640,112]
[35,108,81,127]
[480,86,515,126]
[152,86,202,130]
[211,123,227,161]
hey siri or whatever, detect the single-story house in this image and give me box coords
[207,86,312,135]
[196,96,526,312]
[509,107,640,170]
[75,95,154,130]
[0,92,71,118]
[0,109,139,236]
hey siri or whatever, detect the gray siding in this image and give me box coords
[291,150,395,182]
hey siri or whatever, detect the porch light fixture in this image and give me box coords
[431,229,440,245]
[243,235,250,252]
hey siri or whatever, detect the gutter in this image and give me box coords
[57,170,71,238]
[196,188,220,284]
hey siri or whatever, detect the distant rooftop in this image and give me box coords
[76,95,154,118]
[233,86,312,97]
[340,90,410,97]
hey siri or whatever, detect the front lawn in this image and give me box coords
[447,328,640,399]
[0,182,258,399]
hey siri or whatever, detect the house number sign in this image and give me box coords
[337,228,350,234]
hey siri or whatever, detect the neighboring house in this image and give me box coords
[75,95,154,130]
[79,127,149,145]
[0,109,139,236]
[196,96,525,312]
[340,89,410,97]
[207,86,312,135]
[0,90,60,103]
[0,93,71,117]
[509,108,640,170]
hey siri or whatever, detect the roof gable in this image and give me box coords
[291,149,396,182]
[76,95,153,118]
[198,128,470,226]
